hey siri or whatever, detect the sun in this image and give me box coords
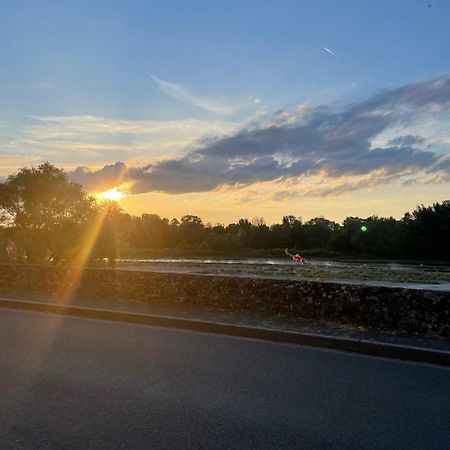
[98,188,126,202]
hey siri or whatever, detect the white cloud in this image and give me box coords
[134,63,260,114]
[0,115,238,175]
[151,75,234,114]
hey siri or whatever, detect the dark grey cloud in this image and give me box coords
[70,162,127,191]
[387,135,425,147]
[68,76,450,195]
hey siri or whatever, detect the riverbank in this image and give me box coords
[114,257,450,290]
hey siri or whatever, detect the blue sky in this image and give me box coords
[1,0,450,222]
[2,0,449,120]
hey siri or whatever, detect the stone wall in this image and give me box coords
[0,263,449,336]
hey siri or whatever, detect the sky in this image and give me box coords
[1,0,450,224]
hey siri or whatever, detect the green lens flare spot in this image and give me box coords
[360,225,368,232]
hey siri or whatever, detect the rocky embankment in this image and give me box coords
[0,263,449,336]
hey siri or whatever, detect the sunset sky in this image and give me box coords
[1,0,450,224]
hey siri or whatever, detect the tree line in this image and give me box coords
[1,163,449,263]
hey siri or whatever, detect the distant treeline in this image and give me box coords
[1,163,449,262]
[113,205,450,261]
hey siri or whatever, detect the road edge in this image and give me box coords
[1,297,449,366]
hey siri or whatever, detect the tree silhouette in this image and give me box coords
[0,162,96,262]
[1,163,449,263]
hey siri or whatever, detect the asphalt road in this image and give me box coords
[1,308,449,450]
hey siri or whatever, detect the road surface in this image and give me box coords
[1,308,449,449]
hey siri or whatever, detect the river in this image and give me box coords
[115,258,450,291]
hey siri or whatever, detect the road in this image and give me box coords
[1,308,449,449]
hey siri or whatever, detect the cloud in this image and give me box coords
[134,63,233,114]
[428,154,450,183]
[66,77,450,196]
[151,75,234,114]
[0,75,414,199]
[0,115,238,173]
[386,135,425,147]
[122,76,450,193]
[301,171,404,197]
[69,162,128,192]
[433,154,450,173]
[68,76,450,197]
[0,154,43,176]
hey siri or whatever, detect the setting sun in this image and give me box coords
[98,188,126,202]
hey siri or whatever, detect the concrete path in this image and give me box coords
[1,308,450,449]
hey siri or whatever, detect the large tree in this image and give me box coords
[0,162,96,262]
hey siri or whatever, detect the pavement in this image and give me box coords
[1,308,450,449]
[1,293,449,367]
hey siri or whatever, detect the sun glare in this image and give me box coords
[98,188,126,202]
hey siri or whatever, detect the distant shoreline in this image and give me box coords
[109,257,450,292]
[118,248,450,266]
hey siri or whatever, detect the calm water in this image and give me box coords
[116,258,450,291]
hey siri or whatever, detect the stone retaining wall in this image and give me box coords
[0,263,449,336]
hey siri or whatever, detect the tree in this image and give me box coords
[91,201,133,263]
[302,217,338,249]
[129,213,171,248]
[0,162,96,262]
[406,201,450,259]
[179,215,204,243]
[329,217,365,254]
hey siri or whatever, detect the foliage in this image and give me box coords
[1,163,449,263]
[0,163,96,262]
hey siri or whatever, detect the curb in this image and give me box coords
[1,297,449,367]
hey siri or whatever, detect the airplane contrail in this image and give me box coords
[324,47,336,56]
[132,62,233,114]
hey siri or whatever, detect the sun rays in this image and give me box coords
[97,188,126,202]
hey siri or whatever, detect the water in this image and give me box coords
[116,258,450,291]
